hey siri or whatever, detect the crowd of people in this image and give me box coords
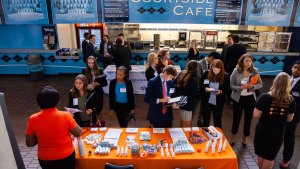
[25,34,299,169]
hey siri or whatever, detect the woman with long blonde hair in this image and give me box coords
[253,72,295,169]
[187,39,199,61]
[145,52,159,81]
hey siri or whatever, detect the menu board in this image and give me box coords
[1,0,48,24]
[294,2,300,27]
[214,0,242,24]
[52,0,100,23]
[245,0,294,26]
[104,0,129,22]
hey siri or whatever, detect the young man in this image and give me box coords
[221,34,233,63]
[281,60,300,168]
[144,66,179,128]
[99,35,114,68]
[86,34,100,62]
[81,32,90,63]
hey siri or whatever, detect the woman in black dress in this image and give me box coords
[145,52,159,81]
[253,72,295,169]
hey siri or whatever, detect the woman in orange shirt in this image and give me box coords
[26,86,82,169]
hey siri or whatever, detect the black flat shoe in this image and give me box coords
[242,142,247,148]
[230,142,235,147]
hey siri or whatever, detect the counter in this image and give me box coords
[0,49,298,75]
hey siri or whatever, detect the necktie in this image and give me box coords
[162,80,167,114]
[291,79,295,87]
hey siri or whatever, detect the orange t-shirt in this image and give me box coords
[26,108,77,160]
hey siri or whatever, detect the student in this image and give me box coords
[145,52,159,81]
[109,66,135,127]
[85,34,100,62]
[81,32,90,63]
[175,60,198,127]
[112,39,132,72]
[26,86,82,169]
[199,59,230,129]
[280,60,300,168]
[253,72,295,169]
[187,39,199,61]
[82,56,105,126]
[145,65,179,128]
[68,74,100,127]
[99,35,114,68]
[156,50,174,74]
[230,54,263,147]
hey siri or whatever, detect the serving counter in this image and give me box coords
[75,128,238,169]
[0,49,298,75]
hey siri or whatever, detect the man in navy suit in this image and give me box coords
[86,34,100,63]
[144,66,179,128]
[81,32,90,63]
[280,60,300,168]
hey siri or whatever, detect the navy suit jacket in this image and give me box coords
[291,79,300,120]
[86,42,99,60]
[144,76,176,127]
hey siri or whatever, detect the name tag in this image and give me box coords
[292,91,299,97]
[73,98,78,106]
[120,88,127,93]
[169,88,175,94]
[204,79,209,84]
[108,45,111,48]
[241,79,248,85]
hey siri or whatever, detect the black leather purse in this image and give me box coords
[94,74,107,87]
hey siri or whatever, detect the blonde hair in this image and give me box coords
[145,52,157,68]
[190,39,199,55]
[270,72,293,105]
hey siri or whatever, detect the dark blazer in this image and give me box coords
[145,66,158,81]
[99,41,114,60]
[199,70,230,105]
[81,40,89,63]
[109,79,135,110]
[112,45,132,70]
[225,43,247,74]
[221,44,230,62]
[86,42,100,60]
[144,76,176,126]
[175,73,198,111]
[291,79,300,119]
[187,48,199,61]
[68,91,99,125]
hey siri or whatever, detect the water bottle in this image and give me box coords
[77,137,86,157]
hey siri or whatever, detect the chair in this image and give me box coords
[104,163,134,169]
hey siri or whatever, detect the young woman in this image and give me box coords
[83,56,105,125]
[156,50,173,74]
[230,53,263,147]
[253,72,295,169]
[68,74,100,127]
[199,59,230,129]
[145,52,159,81]
[175,60,198,127]
[109,66,135,127]
[187,39,199,61]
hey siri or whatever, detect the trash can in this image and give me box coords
[27,55,43,81]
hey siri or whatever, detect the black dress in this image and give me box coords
[254,93,295,160]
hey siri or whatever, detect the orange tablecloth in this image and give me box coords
[76,128,238,169]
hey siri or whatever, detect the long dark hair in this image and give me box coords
[70,74,89,98]
[84,56,100,83]
[208,59,225,85]
[178,60,198,88]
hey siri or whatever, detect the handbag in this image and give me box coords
[94,74,107,87]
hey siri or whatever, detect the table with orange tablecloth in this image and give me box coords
[76,128,238,169]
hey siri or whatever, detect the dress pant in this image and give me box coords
[114,102,131,128]
[231,95,255,136]
[203,103,224,129]
[39,151,75,169]
[283,109,300,161]
[103,57,112,69]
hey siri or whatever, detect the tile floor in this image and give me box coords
[1,75,299,169]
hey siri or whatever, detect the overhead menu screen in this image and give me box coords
[104,0,129,22]
[214,0,242,24]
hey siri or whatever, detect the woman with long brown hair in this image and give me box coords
[230,53,263,147]
[253,72,295,169]
[68,74,99,127]
[175,60,198,127]
[199,59,230,128]
[156,50,173,74]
